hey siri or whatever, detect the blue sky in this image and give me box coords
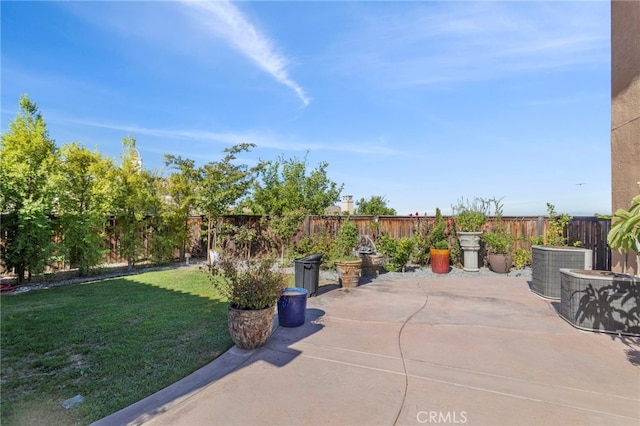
[1,0,611,216]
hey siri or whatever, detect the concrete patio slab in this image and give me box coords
[93,276,640,426]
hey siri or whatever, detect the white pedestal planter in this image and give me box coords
[458,231,482,272]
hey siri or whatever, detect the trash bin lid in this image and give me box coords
[299,253,323,262]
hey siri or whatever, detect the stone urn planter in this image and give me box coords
[359,253,383,276]
[228,305,275,349]
[457,231,482,272]
[429,248,450,274]
[560,269,639,336]
[336,258,362,288]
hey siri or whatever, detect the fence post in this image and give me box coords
[303,215,310,237]
[537,216,545,238]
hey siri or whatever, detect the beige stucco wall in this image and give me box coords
[611,0,640,275]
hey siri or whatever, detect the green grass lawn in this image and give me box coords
[0,266,232,426]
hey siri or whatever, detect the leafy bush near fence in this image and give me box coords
[378,236,414,272]
[513,248,532,269]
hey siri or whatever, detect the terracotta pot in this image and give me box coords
[488,253,512,274]
[430,248,450,274]
[228,305,275,349]
[336,259,362,288]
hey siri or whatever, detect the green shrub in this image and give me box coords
[544,203,572,246]
[452,197,489,232]
[334,219,359,259]
[378,235,413,272]
[430,209,449,249]
[513,248,532,269]
[481,198,512,255]
[292,232,333,266]
[411,232,431,265]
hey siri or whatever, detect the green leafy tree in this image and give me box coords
[143,172,183,264]
[247,153,343,216]
[246,153,343,257]
[197,143,258,257]
[0,95,58,282]
[53,142,113,275]
[162,154,202,260]
[269,208,307,260]
[355,195,396,215]
[106,137,158,269]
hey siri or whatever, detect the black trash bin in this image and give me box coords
[294,253,323,296]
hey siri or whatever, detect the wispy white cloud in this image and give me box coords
[179,0,310,106]
[58,116,401,156]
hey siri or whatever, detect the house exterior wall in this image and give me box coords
[611,0,640,275]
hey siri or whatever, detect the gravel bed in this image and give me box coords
[285,265,532,283]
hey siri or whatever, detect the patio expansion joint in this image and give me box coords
[319,315,414,325]
[406,371,639,422]
[402,357,639,402]
[290,340,403,361]
[409,321,573,336]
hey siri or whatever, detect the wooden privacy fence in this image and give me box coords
[300,215,611,271]
[139,214,611,271]
[566,217,612,271]
[1,214,611,275]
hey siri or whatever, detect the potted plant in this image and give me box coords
[333,218,362,287]
[453,197,489,272]
[608,193,640,276]
[482,198,512,273]
[429,208,451,274]
[206,254,286,349]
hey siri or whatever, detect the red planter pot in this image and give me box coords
[430,248,450,274]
